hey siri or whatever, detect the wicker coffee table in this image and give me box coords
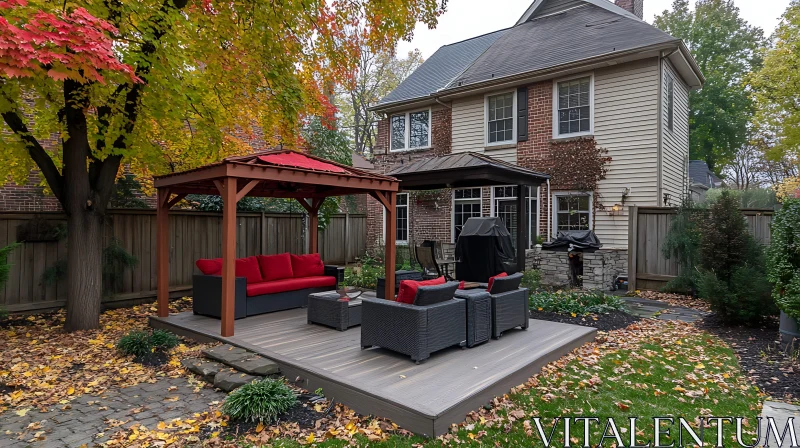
[454,288,492,347]
[307,291,363,331]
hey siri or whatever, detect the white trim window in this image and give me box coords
[552,192,592,235]
[453,188,482,242]
[485,91,516,146]
[382,193,410,244]
[390,109,431,152]
[553,74,593,138]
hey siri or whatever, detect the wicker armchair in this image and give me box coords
[361,282,466,363]
[456,272,529,339]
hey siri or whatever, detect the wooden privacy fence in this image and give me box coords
[0,210,366,313]
[628,206,774,291]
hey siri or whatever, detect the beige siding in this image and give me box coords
[593,57,661,248]
[533,0,585,17]
[451,95,485,153]
[661,60,690,205]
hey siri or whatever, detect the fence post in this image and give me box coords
[260,212,266,255]
[628,206,638,291]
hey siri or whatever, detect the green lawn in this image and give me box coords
[240,321,762,447]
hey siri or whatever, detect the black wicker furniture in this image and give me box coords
[449,288,492,347]
[456,272,528,339]
[375,270,424,299]
[361,282,466,363]
[307,291,363,331]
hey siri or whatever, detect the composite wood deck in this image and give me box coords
[150,309,596,436]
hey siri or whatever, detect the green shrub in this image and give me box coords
[695,191,775,324]
[343,255,385,290]
[767,198,800,318]
[520,269,542,291]
[529,290,626,316]
[117,329,180,359]
[0,242,21,289]
[149,329,180,351]
[661,199,703,294]
[117,330,153,358]
[0,306,8,321]
[222,378,298,423]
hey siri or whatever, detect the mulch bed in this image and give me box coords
[530,310,642,331]
[699,314,799,402]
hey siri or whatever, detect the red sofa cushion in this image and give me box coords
[196,258,222,275]
[487,272,508,292]
[290,253,324,278]
[235,256,263,284]
[396,276,446,304]
[257,253,293,281]
[245,276,336,297]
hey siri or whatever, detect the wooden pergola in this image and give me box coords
[153,150,400,337]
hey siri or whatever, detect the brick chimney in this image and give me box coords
[614,0,644,19]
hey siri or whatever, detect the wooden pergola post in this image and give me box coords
[384,191,397,301]
[156,188,170,318]
[220,177,238,337]
[298,198,323,254]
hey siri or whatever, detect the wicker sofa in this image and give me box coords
[192,252,343,319]
[456,272,528,339]
[361,282,466,364]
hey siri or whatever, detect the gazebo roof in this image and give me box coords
[153,149,398,198]
[387,152,549,190]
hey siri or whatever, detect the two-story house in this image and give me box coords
[365,0,703,287]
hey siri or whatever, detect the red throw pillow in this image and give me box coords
[196,258,222,275]
[290,253,324,278]
[396,276,446,304]
[487,272,508,292]
[257,253,294,281]
[235,256,263,284]
[458,280,465,290]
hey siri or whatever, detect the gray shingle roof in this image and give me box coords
[374,0,683,108]
[452,3,677,88]
[375,30,507,107]
[689,160,723,188]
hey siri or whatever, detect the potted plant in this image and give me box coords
[767,199,800,351]
[337,281,349,301]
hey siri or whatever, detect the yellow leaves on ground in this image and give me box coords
[0,297,201,413]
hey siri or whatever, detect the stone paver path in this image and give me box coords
[760,401,800,447]
[0,377,226,447]
[622,296,709,323]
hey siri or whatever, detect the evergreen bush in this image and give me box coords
[767,199,800,318]
[520,269,542,291]
[661,199,703,294]
[695,191,775,324]
[117,329,180,360]
[222,378,297,423]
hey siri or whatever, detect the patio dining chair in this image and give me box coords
[416,245,444,279]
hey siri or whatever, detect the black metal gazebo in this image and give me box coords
[387,152,549,271]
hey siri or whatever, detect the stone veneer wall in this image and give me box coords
[526,247,628,291]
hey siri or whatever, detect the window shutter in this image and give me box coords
[517,87,528,142]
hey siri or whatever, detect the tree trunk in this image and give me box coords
[64,208,105,331]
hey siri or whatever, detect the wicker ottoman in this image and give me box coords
[307,291,363,331]
[375,270,424,299]
[454,288,492,347]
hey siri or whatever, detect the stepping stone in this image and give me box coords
[202,344,251,364]
[213,369,260,392]
[181,358,226,383]
[227,355,280,376]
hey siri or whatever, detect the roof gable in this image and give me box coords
[450,4,675,89]
[516,0,642,25]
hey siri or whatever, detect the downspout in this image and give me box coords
[546,179,552,241]
[657,53,664,206]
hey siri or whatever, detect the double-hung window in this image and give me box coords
[390,110,430,151]
[554,75,593,137]
[453,188,482,241]
[553,192,592,234]
[395,193,409,243]
[486,92,515,145]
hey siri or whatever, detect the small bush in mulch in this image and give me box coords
[530,289,627,316]
[699,314,799,402]
[222,378,298,424]
[530,310,641,331]
[117,328,180,365]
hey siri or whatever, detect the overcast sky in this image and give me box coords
[397,0,791,59]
